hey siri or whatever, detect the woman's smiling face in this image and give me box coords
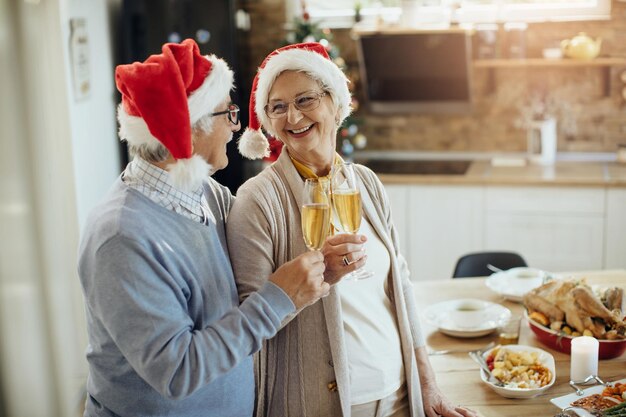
[266,71,339,169]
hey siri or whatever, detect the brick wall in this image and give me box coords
[241,0,626,153]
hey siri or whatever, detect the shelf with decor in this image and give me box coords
[472,57,626,96]
[473,57,626,68]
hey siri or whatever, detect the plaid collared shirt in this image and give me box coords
[122,157,212,224]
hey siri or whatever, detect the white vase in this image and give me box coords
[400,1,420,27]
[527,117,557,166]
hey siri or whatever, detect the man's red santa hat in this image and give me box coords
[115,38,233,191]
[238,42,351,160]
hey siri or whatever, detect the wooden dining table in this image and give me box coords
[413,269,626,417]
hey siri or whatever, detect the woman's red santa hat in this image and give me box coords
[238,42,352,160]
[115,38,234,191]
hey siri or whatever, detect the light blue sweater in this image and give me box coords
[78,177,295,417]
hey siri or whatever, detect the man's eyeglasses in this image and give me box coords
[264,91,327,119]
[211,104,240,125]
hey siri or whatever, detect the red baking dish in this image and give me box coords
[526,312,626,360]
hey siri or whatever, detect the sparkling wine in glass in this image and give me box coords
[301,178,331,251]
[331,163,374,280]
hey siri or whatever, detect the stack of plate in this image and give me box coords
[423,298,511,338]
[485,267,548,302]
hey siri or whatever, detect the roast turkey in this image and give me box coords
[523,280,625,340]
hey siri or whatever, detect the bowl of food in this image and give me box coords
[523,280,626,359]
[526,311,626,359]
[480,344,555,399]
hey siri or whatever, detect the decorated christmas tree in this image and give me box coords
[265,0,367,162]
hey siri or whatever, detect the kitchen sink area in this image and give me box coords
[354,159,472,175]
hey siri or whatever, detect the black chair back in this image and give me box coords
[452,251,528,278]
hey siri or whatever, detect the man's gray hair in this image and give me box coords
[127,115,213,163]
[127,142,170,163]
[192,112,214,137]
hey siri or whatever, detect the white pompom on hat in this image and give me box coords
[115,38,234,191]
[238,42,352,160]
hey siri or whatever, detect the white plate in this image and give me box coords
[550,378,626,416]
[423,298,511,338]
[481,345,556,399]
[485,267,547,302]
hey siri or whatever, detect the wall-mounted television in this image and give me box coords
[356,31,473,114]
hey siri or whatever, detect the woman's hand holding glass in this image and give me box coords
[330,163,374,280]
[321,234,368,285]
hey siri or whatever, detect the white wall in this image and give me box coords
[61,0,121,231]
[0,0,120,416]
[57,3,122,412]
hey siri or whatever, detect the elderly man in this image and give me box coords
[77,39,329,417]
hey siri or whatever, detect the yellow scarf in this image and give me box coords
[289,152,344,180]
[291,152,343,236]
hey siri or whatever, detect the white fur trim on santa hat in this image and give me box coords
[238,127,270,160]
[188,55,234,126]
[117,54,234,149]
[117,103,161,151]
[255,48,352,137]
[167,154,213,192]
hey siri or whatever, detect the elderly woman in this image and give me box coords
[227,43,477,417]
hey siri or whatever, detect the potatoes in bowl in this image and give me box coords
[480,345,556,399]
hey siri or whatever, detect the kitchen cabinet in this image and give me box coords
[385,184,410,258]
[384,183,488,280]
[605,188,626,268]
[406,185,484,281]
[484,186,605,272]
[382,182,624,280]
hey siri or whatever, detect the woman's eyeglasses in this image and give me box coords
[265,91,327,119]
[211,104,240,125]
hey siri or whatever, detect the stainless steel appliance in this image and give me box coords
[356,31,473,114]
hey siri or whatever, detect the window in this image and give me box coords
[292,0,610,28]
[457,0,611,23]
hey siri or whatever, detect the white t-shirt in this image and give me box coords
[337,217,405,405]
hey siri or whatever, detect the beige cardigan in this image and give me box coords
[227,150,427,417]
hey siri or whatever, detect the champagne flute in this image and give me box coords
[330,163,374,280]
[301,178,331,251]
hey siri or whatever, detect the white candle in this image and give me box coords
[570,336,599,382]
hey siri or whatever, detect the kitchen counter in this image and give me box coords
[354,155,626,187]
